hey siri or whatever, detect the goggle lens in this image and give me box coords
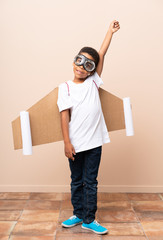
[75,56,83,64]
[85,61,94,71]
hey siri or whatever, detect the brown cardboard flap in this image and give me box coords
[99,88,125,131]
[11,87,125,150]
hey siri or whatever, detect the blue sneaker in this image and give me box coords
[82,220,108,234]
[61,215,83,228]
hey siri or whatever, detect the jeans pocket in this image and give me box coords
[68,154,77,162]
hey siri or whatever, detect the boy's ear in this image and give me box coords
[90,69,96,76]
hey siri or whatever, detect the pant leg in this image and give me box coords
[68,151,85,219]
[82,146,102,224]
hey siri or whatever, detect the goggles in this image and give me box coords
[74,54,96,72]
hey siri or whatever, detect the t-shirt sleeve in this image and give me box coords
[92,71,104,88]
[57,83,73,112]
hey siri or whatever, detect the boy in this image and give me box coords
[57,20,120,235]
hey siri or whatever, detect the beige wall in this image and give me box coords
[0,0,163,192]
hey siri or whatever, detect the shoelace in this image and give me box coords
[69,215,77,220]
[94,220,100,226]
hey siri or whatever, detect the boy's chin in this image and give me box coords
[75,74,87,80]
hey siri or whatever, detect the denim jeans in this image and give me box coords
[68,145,102,224]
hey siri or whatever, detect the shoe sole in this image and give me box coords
[82,225,108,234]
[62,221,83,228]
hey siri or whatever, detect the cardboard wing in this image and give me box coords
[11,87,126,150]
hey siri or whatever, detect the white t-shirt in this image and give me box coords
[57,71,110,153]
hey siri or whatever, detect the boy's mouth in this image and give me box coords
[76,69,84,75]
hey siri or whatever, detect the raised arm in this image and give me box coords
[96,20,120,77]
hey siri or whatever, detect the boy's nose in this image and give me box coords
[79,65,84,69]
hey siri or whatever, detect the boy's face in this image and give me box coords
[72,52,95,79]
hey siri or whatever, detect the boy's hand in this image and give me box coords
[109,20,120,34]
[64,142,76,161]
